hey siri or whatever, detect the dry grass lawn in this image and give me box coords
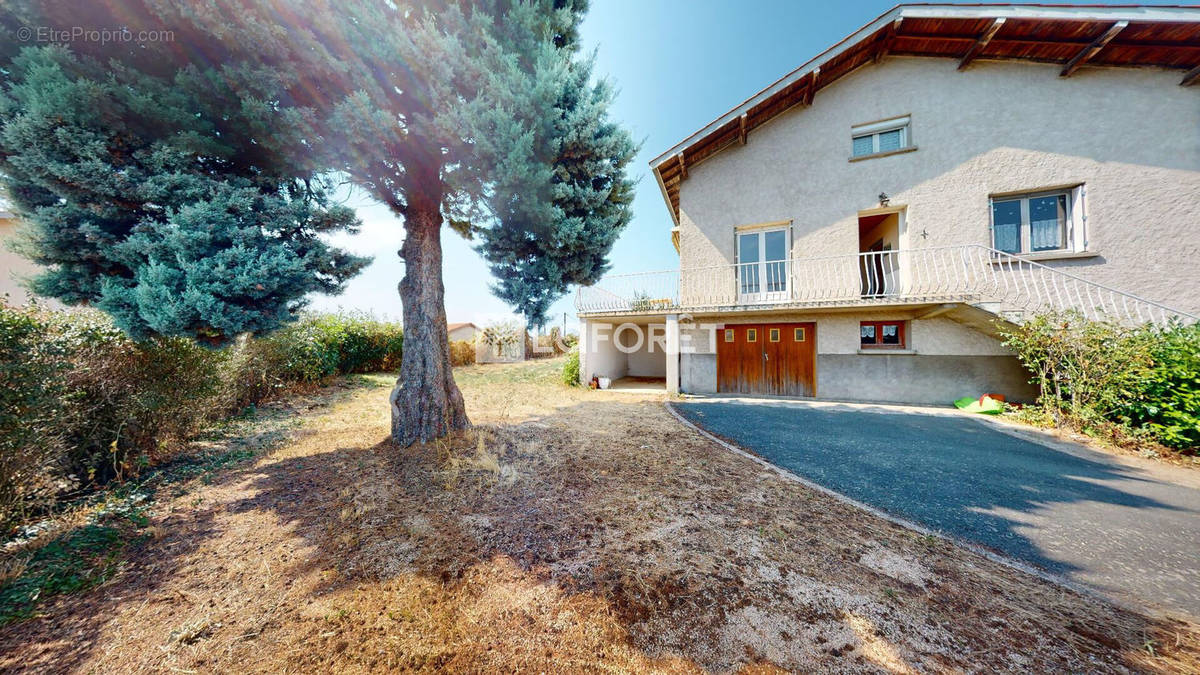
[1,357,1198,673]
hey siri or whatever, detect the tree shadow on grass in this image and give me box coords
[2,395,1198,672]
[0,505,219,672]
[209,399,1200,672]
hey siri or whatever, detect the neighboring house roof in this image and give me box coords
[650,3,1200,224]
[448,322,479,332]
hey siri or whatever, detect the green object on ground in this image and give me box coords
[954,396,1005,415]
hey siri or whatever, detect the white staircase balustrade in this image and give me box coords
[575,245,1196,326]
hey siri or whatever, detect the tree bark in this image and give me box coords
[389,166,470,446]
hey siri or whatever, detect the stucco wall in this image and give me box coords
[448,325,478,342]
[580,320,668,381]
[683,310,1010,356]
[626,327,668,378]
[580,319,626,381]
[676,57,1200,313]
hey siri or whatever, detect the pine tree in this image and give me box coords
[479,56,637,329]
[0,0,635,445]
[0,45,368,344]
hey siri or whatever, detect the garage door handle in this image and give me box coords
[763,353,768,361]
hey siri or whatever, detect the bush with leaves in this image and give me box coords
[562,347,581,386]
[0,305,416,529]
[449,341,476,367]
[251,313,404,384]
[46,311,227,489]
[1115,322,1200,449]
[1002,312,1199,451]
[0,306,67,527]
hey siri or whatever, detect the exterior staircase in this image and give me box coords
[576,244,1197,329]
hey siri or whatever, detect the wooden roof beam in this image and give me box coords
[676,153,687,181]
[1061,20,1128,77]
[1182,64,1200,86]
[958,17,1005,71]
[800,67,820,106]
[874,18,903,64]
[738,114,748,145]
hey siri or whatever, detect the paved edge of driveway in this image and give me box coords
[661,399,1166,620]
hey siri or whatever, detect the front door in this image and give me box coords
[737,229,790,304]
[717,322,816,396]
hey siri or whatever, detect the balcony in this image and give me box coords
[576,245,1195,325]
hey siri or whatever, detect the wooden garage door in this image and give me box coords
[717,322,815,396]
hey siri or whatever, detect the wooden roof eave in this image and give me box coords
[653,161,678,226]
[649,5,1200,224]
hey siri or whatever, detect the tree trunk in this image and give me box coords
[389,170,470,446]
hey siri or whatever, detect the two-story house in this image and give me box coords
[576,4,1199,404]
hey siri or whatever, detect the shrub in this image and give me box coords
[1115,322,1200,450]
[46,311,227,488]
[255,312,404,383]
[1002,312,1199,452]
[449,340,475,367]
[0,305,412,529]
[0,305,230,527]
[0,307,67,527]
[562,346,581,386]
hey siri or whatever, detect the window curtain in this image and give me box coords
[1030,195,1066,251]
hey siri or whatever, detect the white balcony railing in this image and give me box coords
[575,244,1197,326]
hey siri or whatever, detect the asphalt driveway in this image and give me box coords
[673,398,1200,619]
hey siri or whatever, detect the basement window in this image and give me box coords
[860,321,906,349]
[851,116,912,159]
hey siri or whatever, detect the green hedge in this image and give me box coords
[1002,313,1199,452]
[258,312,404,383]
[0,306,406,530]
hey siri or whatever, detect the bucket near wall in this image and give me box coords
[598,377,612,390]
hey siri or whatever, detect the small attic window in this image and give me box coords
[851,115,913,160]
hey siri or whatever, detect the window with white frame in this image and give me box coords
[851,116,911,158]
[989,186,1086,255]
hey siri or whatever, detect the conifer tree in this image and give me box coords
[0,0,635,445]
[480,56,637,329]
[0,42,367,343]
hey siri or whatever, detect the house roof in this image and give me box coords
[447,322,478,332]
[650,4,1200,224]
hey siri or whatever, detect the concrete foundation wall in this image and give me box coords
[682,353,718,393]
[816,354,1036,405]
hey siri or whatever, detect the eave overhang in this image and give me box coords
[650,3,1200,225]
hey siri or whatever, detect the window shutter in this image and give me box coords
[1070,184,1087,251]
[852,135,874,157]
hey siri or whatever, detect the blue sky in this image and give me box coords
[309,0,1173,331]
